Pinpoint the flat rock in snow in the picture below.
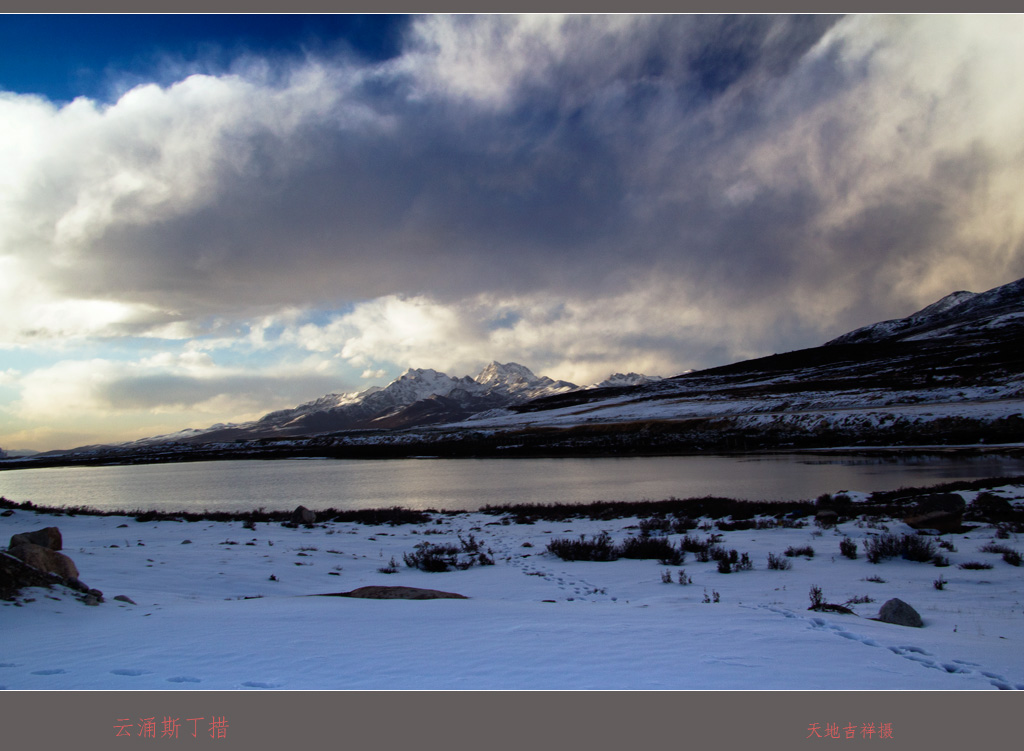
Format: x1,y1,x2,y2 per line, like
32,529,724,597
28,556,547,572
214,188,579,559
316,585,468,600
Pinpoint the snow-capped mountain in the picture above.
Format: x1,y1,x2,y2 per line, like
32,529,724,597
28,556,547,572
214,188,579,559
475,361,578,400
589,373,664,389
162,363,580,443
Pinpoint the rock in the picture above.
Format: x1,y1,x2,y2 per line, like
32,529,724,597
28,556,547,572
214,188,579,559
815,510,838,527
7,543,79,581
291,505,317,526
320,585,468,600
9,526,63,551
113,595,137,605
904,493,965,534
904,511,962,534
1,552,62,600
876,598,923,628
1,551,98,602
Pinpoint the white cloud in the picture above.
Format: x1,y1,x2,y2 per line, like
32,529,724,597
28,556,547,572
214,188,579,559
278,276,812,386
0,256,156,347
0,348,348,449
0,61,388,342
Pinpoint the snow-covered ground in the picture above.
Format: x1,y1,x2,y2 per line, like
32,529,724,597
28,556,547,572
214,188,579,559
3,485,1024,690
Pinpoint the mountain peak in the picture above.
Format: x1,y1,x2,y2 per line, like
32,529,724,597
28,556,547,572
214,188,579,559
591,373,664,389
475,361,539,386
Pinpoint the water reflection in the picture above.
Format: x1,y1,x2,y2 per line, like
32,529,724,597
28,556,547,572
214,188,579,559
1,453,1022,513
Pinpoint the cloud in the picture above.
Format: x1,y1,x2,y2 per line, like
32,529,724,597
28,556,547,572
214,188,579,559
5,16,1024,340
5,15,1024,450
277,272,819,387
2,351,345,448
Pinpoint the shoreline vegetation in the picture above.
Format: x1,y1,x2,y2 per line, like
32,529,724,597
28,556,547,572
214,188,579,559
4,472,1023,525
2,438,1023,473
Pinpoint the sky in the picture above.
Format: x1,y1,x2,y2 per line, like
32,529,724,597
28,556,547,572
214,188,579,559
2,14,1024,452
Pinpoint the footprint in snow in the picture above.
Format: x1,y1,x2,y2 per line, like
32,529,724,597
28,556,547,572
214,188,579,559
241,681,281,689
111,669,151,676
31,669,67,675
764,605,1019,688
166,676,202,683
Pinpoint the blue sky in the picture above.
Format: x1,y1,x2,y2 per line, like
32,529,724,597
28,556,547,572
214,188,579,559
0,15,406,102
2,14,1024,451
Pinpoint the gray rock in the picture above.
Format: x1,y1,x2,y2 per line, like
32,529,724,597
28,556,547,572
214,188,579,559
9,526,63,551
877,598,923,628
113,595,137,605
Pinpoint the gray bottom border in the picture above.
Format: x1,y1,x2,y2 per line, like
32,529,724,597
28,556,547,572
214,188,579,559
0,691,1014,749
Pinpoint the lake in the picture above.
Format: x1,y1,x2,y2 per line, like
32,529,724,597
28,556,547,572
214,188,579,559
2,453,1024,514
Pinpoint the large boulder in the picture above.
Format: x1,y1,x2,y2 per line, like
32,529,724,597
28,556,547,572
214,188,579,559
7,542,80,581
877,598,923,628
904,493,965,534
9,526,63,551
1,550,102,603
1,551,61,600
290,505,317,526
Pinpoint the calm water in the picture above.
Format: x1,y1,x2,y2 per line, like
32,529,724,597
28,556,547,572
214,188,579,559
2,454,1024,514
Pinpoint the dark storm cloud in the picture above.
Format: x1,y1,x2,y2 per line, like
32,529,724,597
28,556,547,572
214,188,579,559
7,14,1024,362
39,16,839,310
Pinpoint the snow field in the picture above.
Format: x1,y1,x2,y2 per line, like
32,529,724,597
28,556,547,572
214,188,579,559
2,487,1024,690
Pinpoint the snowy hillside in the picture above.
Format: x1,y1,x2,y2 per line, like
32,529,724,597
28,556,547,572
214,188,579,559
828,277,1024,345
